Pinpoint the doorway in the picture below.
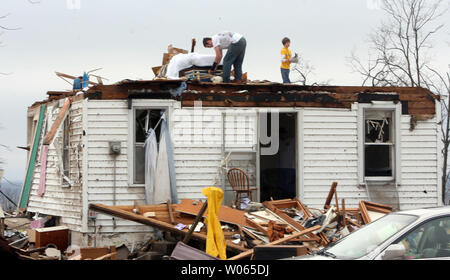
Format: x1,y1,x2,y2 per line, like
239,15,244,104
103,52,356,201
259,112,297,201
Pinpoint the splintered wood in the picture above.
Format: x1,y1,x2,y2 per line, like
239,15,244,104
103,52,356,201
87,181,393,260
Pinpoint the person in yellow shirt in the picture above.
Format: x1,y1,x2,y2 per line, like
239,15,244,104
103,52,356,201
280,37,299,84
281,37,292,83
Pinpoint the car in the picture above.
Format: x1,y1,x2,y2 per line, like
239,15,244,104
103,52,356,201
286,206,450,260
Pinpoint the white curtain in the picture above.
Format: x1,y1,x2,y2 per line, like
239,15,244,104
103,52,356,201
144,128,158,204
153,119,172,204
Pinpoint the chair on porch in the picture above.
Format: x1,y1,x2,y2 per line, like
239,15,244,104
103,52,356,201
227,168,257,209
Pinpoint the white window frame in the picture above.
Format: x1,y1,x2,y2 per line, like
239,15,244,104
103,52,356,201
128,100,175,187
357,101,402,185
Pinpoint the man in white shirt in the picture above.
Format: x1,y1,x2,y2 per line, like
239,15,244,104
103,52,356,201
203,31,246,83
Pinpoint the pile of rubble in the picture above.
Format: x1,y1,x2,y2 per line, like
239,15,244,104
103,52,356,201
90,182,393,260
0,182,393,260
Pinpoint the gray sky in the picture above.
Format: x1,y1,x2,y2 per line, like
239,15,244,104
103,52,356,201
1,0,449,181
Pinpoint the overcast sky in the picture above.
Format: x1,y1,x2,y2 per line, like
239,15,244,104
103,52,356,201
0,0,449,182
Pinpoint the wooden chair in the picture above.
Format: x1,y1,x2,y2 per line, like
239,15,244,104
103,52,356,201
227,168,257,209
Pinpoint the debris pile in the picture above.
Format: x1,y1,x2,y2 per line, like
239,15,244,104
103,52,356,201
0,182,393,260
151,43,248,83
89,182,393,260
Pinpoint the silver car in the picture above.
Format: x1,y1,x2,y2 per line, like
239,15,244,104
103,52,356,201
287,206,450,260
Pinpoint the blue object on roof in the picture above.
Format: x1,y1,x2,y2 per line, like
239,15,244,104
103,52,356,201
73,78,82,90
82,72,89,88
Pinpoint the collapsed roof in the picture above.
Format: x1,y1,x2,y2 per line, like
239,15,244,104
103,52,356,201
35,79,438,117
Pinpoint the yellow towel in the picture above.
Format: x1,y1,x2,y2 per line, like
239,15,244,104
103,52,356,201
202,186,227,260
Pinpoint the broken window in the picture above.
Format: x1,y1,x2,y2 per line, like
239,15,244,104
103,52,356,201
62,116,70,179
133,109,164,184
364,110,394,177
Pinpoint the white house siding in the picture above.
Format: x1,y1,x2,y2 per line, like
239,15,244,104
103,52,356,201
399,115,440,209
85,100,151,233
172,107,257,205
85,101,258,233
301,108,362,208
28,98,437,235
301,107,441,210
28,99,84,231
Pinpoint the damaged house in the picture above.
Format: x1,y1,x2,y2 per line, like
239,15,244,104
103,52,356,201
18,77,443,247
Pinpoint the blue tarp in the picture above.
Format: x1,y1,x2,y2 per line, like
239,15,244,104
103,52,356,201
82,72,89,88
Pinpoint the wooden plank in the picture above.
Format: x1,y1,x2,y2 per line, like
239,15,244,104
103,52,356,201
228,225,321,260
55,72,98,86
342,199,347,227
89,203,246,253
359,201,371,224
362,201,393,211
78,246,116,260
176,199,255,229
365,205,392,214
43,98,71,145
271,208,321,242
18,104,46,209
240,226,259,241
94,252,116,260
324,182,338,209
183,201,208,244
167,200,175,225
294,198,313,218
245,217,268,236
334,186,339,213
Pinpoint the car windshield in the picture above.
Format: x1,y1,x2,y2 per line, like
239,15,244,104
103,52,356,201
324,213,418,259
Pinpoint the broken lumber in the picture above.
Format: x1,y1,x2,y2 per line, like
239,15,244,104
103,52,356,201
245,217,268,236
94,252,116,260
359,201,372,224
55,72,98,86
43,98,72,145
167,199,175,225
324,182,338,209
89,203,246,254
183,201,207,244
176,199,255,229
228,225,321,260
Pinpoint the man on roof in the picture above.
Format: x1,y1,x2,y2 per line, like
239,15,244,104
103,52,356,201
203,31,246,83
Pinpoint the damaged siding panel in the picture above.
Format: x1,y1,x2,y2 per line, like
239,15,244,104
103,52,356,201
27,99,84,231
86,100,150,232
398,115,439,209
302,108,360,208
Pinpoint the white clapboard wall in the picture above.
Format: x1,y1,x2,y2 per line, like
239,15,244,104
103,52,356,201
26,98,441,234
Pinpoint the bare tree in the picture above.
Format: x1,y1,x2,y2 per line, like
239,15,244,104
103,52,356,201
348,0,449,203
290,54,332,86
428,67,450,204
1,1,40,74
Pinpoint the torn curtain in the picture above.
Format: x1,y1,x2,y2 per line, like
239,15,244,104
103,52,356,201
152,115,178,204
144,128,157,204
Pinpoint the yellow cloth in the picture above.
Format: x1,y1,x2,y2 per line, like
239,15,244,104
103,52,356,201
202,186,227,260
281,47,292,69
